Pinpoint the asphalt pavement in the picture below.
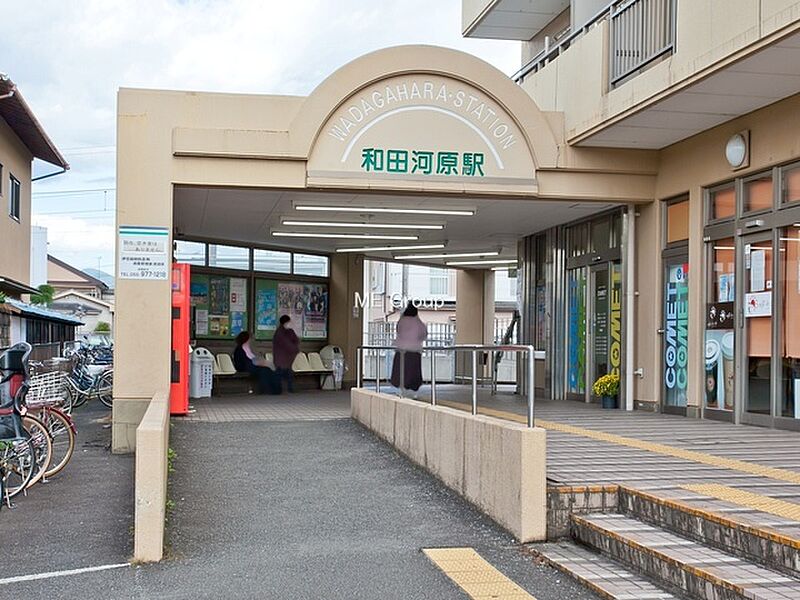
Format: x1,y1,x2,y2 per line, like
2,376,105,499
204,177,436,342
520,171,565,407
1,412,597,599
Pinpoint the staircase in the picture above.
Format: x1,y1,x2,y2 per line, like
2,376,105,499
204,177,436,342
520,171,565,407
531,485,800,600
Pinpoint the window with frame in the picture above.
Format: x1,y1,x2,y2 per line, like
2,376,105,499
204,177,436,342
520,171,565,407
207,244,249,270
742,172,773,214
708,184,735,221
781,163,800,205
665,198,689,245
253,248,291,274
9,175,20,221
293,253,329,277
429,268,449,296
174,240,206,265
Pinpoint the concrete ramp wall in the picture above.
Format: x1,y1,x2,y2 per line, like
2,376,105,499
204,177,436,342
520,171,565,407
351,389,546,543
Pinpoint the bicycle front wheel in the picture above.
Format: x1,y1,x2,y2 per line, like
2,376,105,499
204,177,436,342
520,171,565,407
98,370,113,408
23,415,53,488
40,408,76,478
1,437,37,499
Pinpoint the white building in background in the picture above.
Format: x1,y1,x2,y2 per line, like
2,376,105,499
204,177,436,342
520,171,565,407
365,260,517,325
29,225,48,288
50,290,114,336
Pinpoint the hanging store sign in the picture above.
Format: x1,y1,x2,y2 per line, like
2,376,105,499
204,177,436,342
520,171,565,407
308,74,536,189
118,225,169,280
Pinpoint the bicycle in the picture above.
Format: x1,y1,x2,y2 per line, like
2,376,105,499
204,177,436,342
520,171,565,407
64,346,113,409
0,343,47,506
26,364,76,478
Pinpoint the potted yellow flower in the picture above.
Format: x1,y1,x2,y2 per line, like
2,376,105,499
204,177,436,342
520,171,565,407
592,373,620,409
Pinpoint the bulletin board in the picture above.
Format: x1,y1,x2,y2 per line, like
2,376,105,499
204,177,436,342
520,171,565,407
190,274,249,339
254,278,329,341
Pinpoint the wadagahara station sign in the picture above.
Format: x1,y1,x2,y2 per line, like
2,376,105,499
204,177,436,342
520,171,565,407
307,74,537,191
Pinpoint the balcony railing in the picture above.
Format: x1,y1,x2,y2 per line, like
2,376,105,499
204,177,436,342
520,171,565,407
512,0,675,87
610,0,676,85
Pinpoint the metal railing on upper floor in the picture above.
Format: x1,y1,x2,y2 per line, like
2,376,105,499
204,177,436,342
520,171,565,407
512,0,675,87
356,344,536,427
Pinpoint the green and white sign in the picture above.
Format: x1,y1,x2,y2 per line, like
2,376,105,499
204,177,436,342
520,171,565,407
118,225,169,280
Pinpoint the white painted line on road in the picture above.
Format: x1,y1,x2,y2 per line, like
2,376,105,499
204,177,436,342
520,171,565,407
0,563,129,585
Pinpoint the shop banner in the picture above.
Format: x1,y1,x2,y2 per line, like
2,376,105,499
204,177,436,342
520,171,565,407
663,264,688,407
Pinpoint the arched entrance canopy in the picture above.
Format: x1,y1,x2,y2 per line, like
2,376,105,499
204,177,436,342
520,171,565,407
291,45,560,195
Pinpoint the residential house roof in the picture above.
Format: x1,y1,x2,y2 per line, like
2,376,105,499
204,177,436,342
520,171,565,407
0,75,68,169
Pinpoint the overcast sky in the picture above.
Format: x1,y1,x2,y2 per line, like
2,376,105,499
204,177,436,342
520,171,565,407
6,0,520,274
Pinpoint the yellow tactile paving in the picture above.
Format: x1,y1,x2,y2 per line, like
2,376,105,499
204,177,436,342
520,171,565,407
438,400,800,486
423,547,536,599
682,483,800,522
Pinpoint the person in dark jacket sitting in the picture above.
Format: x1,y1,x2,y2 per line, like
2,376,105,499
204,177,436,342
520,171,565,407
272,315,300,393
233,331,280,395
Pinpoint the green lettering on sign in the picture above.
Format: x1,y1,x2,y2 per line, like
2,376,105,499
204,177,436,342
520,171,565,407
359,148,485,177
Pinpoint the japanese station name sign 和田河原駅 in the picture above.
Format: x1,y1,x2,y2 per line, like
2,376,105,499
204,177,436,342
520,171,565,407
307,74,537,192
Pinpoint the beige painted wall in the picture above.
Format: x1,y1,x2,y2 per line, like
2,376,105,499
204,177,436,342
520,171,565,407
521,0,800,142
0,115,33,287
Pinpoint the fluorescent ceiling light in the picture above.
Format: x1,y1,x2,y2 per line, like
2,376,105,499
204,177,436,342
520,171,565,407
446,259,518,266
282,220,442,230
395,250,500,260
273,232,417,240
295,205,474,216
335,243,446,254
394,251,500,260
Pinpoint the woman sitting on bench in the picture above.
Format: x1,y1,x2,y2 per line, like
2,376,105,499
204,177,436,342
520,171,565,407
233,331,281,395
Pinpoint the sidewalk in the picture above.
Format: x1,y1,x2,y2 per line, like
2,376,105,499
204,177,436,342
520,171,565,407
0,402,133,578
2,395,596,599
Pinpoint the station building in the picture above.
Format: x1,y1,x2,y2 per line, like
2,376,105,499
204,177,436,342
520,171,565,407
114,0,800,451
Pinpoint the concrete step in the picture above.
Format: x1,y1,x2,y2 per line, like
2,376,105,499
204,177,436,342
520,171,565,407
572,513,800,600
619,486,800,578
532,541,680,600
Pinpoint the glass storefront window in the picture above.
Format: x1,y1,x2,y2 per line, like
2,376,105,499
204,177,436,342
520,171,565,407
208,244,250,270
253,248,291,274
666,200,689,244
174,240,205,265
781,163,800,205
591,219,610,251
780,227,800,418
743,173,773,214
709,185,735,221
744,238,773,415
294,253,329,277
705,238,735,411
569,223,590,258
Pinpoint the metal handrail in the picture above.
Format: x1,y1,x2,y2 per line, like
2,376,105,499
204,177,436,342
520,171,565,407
356,344,536,428
512,0,618,83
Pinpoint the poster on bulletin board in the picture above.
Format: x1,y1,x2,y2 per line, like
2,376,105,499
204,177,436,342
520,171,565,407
190,273,248,339
254,278,329,340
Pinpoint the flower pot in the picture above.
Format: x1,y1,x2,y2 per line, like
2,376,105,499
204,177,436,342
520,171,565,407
601,395,618,409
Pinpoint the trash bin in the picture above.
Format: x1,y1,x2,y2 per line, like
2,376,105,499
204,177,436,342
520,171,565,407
320,345,345,390
190,347,214,398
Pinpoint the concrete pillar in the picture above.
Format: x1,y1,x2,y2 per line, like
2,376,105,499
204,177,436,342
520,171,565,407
113,93,174,454
329,253,364,388
455,270,495,378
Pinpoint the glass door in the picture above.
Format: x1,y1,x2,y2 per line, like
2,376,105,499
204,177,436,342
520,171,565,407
663,256,689,411
741,233,775,422
566,268,587,401
705,238,736,416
